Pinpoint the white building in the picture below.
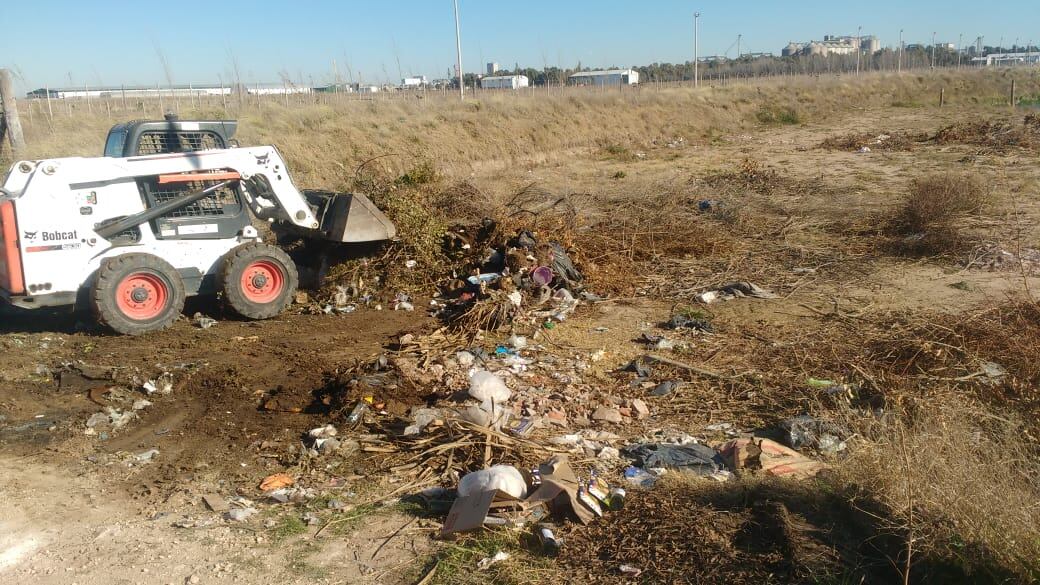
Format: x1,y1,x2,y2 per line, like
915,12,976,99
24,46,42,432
401,76,428,88
27,84,232,99
972,52,1040,66
356,85,381,94
480,75,530,90
567,69,639,86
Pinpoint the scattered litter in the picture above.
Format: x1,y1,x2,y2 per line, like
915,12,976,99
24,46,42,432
308,424,338,439
620,564,643,577
142,372,174,395
623,466,658,488
259,472,294,491
650,381,680,397
468,370,511,407
131,399,152,411
697,281,777,304
457,465,528,500
225,508,257,522
192,312,217,329
718,437,828,479
780,415,848,455
624,443,727,478
133,448,160,463
476,551,511,570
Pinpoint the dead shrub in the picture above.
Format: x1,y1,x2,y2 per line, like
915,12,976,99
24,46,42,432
887,173,990,255
930,115,1040,152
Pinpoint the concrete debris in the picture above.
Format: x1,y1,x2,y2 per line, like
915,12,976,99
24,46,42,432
225,508,257,522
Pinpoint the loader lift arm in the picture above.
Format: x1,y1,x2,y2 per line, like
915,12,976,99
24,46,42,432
88,146,394,244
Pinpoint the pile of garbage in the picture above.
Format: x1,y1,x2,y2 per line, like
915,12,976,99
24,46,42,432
435,225,596,330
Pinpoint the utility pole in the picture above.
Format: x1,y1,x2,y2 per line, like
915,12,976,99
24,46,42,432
856,26,862,75
931,32,936,68
693,12,701,88
0,69,26,153
898,29,904,73
453,0,464,101
958,33,963,68
737,34,741,59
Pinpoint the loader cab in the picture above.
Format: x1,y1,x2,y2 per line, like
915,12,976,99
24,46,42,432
103,116,249,244
103,116,238,157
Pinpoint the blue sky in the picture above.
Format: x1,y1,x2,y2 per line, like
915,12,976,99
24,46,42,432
1,0,1036,90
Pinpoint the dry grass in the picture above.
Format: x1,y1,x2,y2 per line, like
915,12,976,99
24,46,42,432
837,393,1040,582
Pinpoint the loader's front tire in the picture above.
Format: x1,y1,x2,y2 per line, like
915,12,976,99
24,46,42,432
91,254,186,336
220,242,298,320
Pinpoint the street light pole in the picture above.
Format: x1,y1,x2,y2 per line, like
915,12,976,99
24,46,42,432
856,26,862,75
693,11,700,88
453,0,464,101
931,31,936,68
898,29,903,73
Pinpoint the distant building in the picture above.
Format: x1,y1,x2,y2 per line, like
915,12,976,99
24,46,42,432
356,85,381,94
486,62,500,75
783,34,879,57
401,76,428,88
26,84,232,99
481,75,529,90
972,52,1040,66
567,69,639,86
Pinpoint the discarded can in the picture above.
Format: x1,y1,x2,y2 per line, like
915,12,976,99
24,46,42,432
538,527,562,554
345,402,369,428
529,468,542,487
608,487,626,511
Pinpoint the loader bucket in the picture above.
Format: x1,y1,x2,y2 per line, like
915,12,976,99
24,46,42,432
308,192,397,243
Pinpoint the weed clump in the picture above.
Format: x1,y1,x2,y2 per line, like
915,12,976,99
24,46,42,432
755,105,801,126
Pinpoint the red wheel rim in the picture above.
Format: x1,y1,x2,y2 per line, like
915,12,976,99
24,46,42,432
116,272,169,320
240,260,284,304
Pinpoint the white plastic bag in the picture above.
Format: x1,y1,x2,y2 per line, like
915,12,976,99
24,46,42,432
457,465,527,499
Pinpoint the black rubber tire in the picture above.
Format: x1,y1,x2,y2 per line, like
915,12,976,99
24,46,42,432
90,253,185,336
220,242,298,320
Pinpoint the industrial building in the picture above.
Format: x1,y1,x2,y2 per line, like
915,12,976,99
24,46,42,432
480,75,529,90
972,52,1040,66
486,62,500,75
783,35,879,57
567,69,639,86
26,83,309,99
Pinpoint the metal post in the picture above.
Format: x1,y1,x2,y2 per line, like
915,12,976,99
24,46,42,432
45,84,53,119
121,84,127,112
0,69,27,152
856,26,862,75
931,32,936,68
694,12,700,88
958,33,963,68
453,0,464,101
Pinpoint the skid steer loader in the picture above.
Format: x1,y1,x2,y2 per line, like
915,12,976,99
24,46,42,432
0,116,396,335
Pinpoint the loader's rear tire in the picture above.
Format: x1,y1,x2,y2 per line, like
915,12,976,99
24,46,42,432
91,254,185,336
220,242,298,320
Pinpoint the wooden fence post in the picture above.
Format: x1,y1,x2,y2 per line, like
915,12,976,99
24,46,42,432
0,69,27,153
1010,79,1016,106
